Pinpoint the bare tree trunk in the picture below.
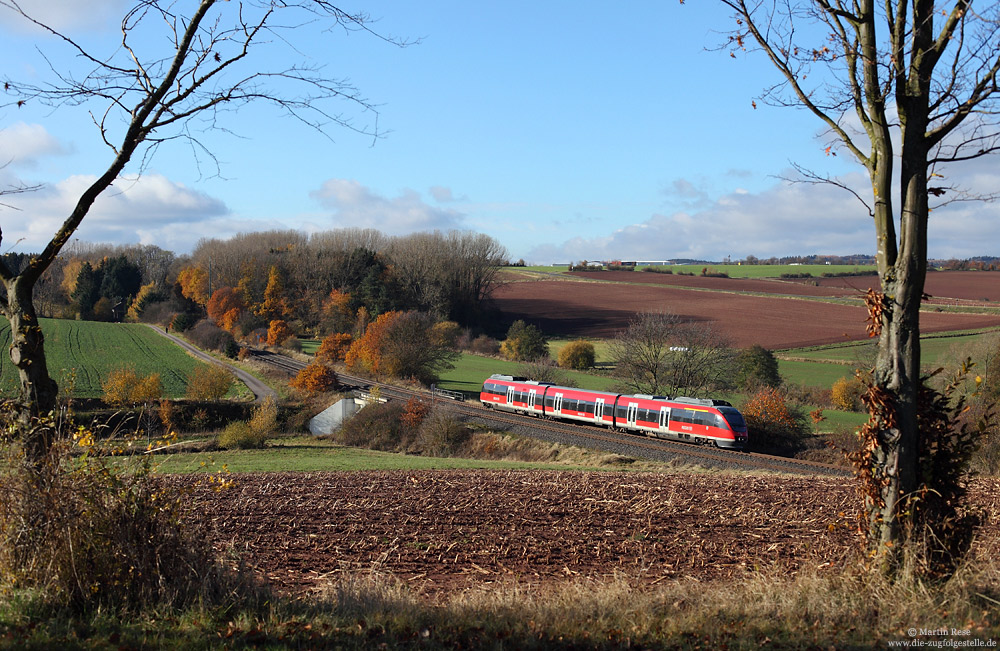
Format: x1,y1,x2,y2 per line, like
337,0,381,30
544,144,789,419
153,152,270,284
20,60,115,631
3,275,59,461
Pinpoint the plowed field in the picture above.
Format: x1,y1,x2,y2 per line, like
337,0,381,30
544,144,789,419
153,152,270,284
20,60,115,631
493,274,1000,348
179,471,1000,599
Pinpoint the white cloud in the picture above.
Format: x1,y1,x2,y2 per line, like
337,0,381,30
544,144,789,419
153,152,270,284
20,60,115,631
0,122,67,167
311,179,467,234
0,0,130,33
528,158,1000,264
0,172,230,252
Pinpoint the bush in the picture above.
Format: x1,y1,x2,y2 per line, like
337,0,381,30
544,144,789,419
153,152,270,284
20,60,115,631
266,319,294,346
290,363,339,394
248,396,280,441
831,376,865,411
169,312,197,332
741,387,809,454
185,364,234,401
557,339,596,370
102,366,163,406
469,334,500,356
0,415,261,614
414,407,472,456
334,401,410,451
187,319,237,354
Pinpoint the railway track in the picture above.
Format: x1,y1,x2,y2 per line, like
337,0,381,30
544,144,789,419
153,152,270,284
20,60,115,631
248,349,849,477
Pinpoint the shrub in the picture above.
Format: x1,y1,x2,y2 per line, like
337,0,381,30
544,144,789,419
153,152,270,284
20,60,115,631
290,363,339,394
414,407,472,456
248,396,280,441
831,376,865,411
0,415,260,615
187,319,237,354
741,387,808,454
217,420,266,449
557,339,596,370
169,312,197,332
334,401,409,451
185,365,234,401
102,366,163,406
469,334,500,356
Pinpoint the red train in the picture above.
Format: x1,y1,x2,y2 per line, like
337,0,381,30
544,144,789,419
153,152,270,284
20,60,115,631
480,374,748,450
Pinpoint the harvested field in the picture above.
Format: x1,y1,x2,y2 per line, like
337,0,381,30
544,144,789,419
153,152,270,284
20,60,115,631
180,470,1000,599
793,270,1000,305
492,279,1000,348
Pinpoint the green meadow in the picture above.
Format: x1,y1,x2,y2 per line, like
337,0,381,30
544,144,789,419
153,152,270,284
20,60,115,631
0,318,213,399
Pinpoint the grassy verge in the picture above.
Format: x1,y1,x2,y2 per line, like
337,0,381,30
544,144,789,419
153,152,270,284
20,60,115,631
152,436,661,474
4,562,997,649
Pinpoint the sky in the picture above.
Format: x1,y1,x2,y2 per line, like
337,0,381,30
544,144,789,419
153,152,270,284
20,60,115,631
1,0,998,264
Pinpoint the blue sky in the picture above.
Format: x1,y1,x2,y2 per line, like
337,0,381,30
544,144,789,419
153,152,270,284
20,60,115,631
1,0,997,263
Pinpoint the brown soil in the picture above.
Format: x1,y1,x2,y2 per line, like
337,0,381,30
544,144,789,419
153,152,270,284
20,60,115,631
492,278,1000,348
179,470,1000,599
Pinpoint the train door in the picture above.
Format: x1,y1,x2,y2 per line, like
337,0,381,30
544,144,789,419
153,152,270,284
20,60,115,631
626,402,638,429
658,407,671,437
595,398,605,424
506,385,515,406
553,393,563,414
528,389,537,412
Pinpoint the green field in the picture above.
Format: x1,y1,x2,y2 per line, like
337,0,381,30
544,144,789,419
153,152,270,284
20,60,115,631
666,263,877,278
0,319,214,399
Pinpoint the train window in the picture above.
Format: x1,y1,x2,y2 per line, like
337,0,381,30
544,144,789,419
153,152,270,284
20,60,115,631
565,399,579,412
616,405,628,419
719,407,746,429
582,401,594,415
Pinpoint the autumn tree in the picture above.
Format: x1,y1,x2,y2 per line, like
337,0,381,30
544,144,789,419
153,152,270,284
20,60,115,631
0,0,402,462
345,310,458,384
259,265,291,322
266,319,294,347
718,0,1000,572
176,266,211,306
315,333,353,363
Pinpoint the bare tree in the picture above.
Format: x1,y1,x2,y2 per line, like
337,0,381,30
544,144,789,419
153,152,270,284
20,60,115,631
0,0,405,460
717,0,1000,572
609,311,735,398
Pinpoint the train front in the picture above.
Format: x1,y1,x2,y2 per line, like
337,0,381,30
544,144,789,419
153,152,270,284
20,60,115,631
716,406,749,449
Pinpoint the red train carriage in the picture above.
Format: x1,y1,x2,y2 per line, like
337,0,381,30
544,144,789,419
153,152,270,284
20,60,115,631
618,395,748,449
480,374,550,416
481,375,748,450
542,385,619,428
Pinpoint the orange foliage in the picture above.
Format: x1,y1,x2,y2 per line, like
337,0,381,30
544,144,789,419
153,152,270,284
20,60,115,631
206,287,246,329
344,310,401,376
259,265,291,321
400,397,430,430
176,266,210,305
742,387,797,431
289,363,339,394
267,319,294,346
316,332,352,362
